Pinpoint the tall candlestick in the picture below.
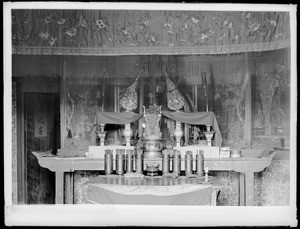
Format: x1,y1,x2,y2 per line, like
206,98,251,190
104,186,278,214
204,126,215,147
174,121,183,147
123,123,132,146
96,124,106,146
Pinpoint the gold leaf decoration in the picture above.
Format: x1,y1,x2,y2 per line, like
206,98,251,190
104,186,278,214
119,74,140,112
167,89,185,111
164,70,185,110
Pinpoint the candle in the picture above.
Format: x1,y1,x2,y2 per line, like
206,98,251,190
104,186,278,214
204,167,208,173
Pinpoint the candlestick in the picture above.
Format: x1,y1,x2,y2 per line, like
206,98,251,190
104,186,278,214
204,167,209,183
204,130,215,147
96,126,107,146
123,123,132,146
100,123,105,132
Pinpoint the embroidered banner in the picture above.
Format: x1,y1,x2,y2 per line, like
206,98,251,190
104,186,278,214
34,97,48,137
12,10,290,55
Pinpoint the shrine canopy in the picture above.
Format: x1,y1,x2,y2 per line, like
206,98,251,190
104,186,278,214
94,111,143,125
93,111,222,146
162,111,222,146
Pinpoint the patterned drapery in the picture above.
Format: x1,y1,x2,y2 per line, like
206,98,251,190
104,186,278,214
12,9,290,55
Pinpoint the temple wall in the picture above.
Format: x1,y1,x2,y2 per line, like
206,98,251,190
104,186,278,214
12,81,18,204
254,157,290,206
12,50,290,151
213,154,290,206
12,77,60,204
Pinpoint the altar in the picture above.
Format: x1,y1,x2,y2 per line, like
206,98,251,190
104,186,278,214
33,148,276,206
9,7,292,212
32,64,279,206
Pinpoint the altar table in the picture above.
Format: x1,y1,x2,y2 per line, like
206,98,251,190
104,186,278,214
33,148,276,206
84,176,221,206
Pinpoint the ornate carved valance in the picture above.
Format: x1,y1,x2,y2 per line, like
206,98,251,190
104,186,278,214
12,9,290,55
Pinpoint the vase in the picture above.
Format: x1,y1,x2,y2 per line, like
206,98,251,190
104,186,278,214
123,123,132,146
174,121,183,147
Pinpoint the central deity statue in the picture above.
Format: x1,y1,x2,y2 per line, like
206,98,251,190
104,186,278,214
141,104,164,159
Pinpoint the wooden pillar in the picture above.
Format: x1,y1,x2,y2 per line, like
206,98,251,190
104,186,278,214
60,65,66,148
58,24,63,47
65,172,74,204
138,77,144,139
102,78,105,111
194,85,198,111
114,86,120,112
239,173,245,206
114,86,120,142
245,172,255,206
244,53,252,147
184,124,188,146
55,171,64,204
17,81,27,204
210,190,217,206
152,77,156,105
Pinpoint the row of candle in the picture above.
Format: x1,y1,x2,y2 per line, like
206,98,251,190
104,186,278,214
104,149,140,175
162,149,206,176
104,149,208,177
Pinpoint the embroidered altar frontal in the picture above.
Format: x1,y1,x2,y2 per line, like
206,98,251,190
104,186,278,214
84,175,216,205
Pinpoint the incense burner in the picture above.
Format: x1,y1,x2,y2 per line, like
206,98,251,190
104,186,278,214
146,164,159,176
141,104,163,158
141,139,164,158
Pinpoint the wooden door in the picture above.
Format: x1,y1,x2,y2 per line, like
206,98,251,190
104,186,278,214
25,93,59,204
